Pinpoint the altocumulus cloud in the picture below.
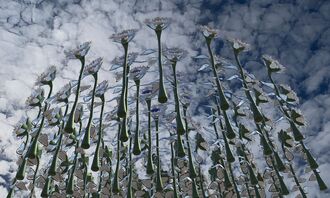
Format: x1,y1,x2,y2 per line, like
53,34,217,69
0,0,329,197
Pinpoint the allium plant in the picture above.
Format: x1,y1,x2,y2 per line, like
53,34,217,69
8,20,327,198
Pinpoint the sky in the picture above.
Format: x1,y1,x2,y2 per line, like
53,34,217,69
0,0,329,197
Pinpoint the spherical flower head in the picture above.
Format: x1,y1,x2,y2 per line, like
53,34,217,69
35,66,56,86
163,47,187,64
26,88,45,107
44,107,62,126
145,17,171,32
95,80,108,98
65,41,92,59
228,38,250,54
83,57,103,76
129,65,149,81
262,55,286,73
55,83,71,103
110,29,138,45
201,25,218,43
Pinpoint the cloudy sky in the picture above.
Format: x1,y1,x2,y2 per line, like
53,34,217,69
0,0,329,197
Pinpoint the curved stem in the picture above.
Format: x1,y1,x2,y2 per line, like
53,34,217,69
81,73,98,149
65,57,85,133
92,95,105,171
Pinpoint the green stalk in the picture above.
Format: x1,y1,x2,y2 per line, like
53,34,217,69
133,80,141,155
120,117,129,142
288,164,307,198
228,163,241,198
234,53,263,122
155,118,163,192
300,142,318,170
112,119,121,194
82,73,98,149
222,110,236,139
155,29,168,103
198,165,207,198
272,158,289,195
117,43,128,118
170,142,179,198
26,104,47,159
205,40,229,110
65,57,85,133
15,157,27,180
127,137,133,198
221,129,235,163
313,169,328,191
41,176,51,197
48,133,63,176
29,157,40,198
176,133,186,158
171,62,185,135
183,107,197,179
92,95,105,172
146,99,154,174
96,141,105,198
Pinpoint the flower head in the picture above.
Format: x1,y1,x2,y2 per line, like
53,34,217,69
163,47,187,64
201,25,218,41
228,38,250,54
65,41,91,59
262,55,286,73
26,88,45,107
145,17,171,31
83,57,103,76
129,65,149,81
95,80,109,98
55,83,71,103
35,66,56,86
110,29,138,45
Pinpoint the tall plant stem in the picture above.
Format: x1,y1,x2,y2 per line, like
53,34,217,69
81,73,98,149
170,142,179,198
206,41,229,110
155,118,163,192
65,57,85,133
156,30,168,103
117,43,129,118
112,119,121,194
92,95,105,171
127,137,133,198
133,80,141,155
146,99,154,174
